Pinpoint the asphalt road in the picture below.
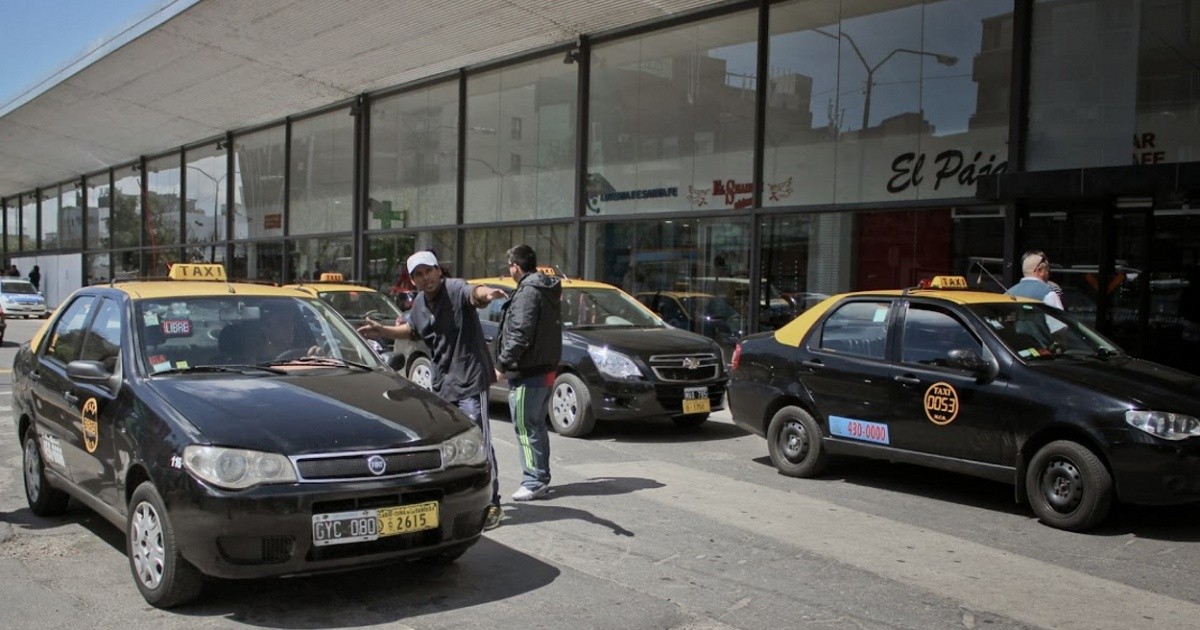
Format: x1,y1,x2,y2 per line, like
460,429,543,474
2,317,1200,629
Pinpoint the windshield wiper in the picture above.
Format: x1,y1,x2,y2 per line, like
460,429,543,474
259,356,374,370
152,365,288,375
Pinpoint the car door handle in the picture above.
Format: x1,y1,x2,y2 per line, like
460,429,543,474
63,391,79,406
801,359,824,370
893,374,921,386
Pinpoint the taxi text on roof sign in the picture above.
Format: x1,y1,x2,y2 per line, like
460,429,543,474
927,275,968,290
319,272,345,282
168,263,227,281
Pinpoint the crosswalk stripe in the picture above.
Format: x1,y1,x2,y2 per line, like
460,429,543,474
568,460,1196,630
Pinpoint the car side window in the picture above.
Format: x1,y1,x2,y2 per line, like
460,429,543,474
44,296,97,366
901,305,982,367
819,301,890,359
79,298,124,373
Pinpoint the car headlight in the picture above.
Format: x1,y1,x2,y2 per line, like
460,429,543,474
1125,410,1200,441
183,445,297,489
588,344,642,378
441,426,487,467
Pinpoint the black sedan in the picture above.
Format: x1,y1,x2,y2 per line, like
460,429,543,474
728,276,1200,531
13,264,492,607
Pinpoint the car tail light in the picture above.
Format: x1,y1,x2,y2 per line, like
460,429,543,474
730,343,742,370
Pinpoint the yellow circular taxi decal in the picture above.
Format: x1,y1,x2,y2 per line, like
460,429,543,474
923,382,959,425
81,397,100,453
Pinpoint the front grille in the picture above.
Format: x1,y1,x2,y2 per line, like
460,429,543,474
217,535,295,565
648,353,722,382
294,447,442,482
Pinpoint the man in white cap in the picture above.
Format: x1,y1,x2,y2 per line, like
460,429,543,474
359,250,506,530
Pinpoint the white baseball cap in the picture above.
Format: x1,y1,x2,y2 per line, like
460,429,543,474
406,251,440,275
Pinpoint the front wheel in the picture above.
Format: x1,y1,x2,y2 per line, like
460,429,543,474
1025,440,1112,531
548,373,595,437
766,406,828,478
127,482,203,608
23,429,70,516
407,356,434,391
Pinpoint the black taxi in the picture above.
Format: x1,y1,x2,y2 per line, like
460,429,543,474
728,276,1200,531
463,270,728,437
13,264,493,607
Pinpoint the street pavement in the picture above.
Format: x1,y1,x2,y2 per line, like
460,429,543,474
2,316,1200,629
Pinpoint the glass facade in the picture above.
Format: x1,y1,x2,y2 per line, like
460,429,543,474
5,0,1199,374
1028,0,1200,169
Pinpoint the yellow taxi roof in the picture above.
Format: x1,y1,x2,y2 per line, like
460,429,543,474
637,290,717,299
282,282,381,295
466,276,616,290
116,280,302,300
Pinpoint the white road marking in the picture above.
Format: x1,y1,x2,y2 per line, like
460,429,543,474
569,460,1197,630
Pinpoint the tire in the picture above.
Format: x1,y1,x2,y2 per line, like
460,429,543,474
672,413,710,428
407,356,434,391
23,429,70,516
548,373,595,438
127,482,203,608
766,406,828,478
1025,440,1112,531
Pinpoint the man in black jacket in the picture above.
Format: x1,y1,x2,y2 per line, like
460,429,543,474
494,244,562,501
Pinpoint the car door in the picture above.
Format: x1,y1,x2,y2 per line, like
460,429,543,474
69,297,126,507
887,300,1010,464
800,298,896,431
29,295,98,488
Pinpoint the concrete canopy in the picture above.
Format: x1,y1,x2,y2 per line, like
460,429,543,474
0,0,726,197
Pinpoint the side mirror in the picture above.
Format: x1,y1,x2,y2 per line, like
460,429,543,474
947,349,991,376
379,351,406,372
67,359,112,381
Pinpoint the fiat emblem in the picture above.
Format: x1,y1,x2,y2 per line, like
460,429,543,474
682,357,701,370
367,455,387,476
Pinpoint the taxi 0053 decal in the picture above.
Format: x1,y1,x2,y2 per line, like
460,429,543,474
829,415,890,445
923,382,959,425
81,397,100,453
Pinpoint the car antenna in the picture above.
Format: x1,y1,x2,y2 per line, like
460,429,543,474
970,259,1017,300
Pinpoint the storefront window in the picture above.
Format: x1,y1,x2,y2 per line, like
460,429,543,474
59,181,82,250
143,247,181,277
233,125,285,240
290,108,354,235
586,217,750,355
85,252,110,285
1,198,14,252
185,142,228,248
1028,0,1200,169
20,195,36,251
365,230,456,305
369,82,459,228
231,241,284,284
114,250,140,280
588,11,758,215
39,187,59,249
146,153,182,247
288,235,352,283
85,172,110,250
462,223,575,279
112,165,141,249
465,55,577,223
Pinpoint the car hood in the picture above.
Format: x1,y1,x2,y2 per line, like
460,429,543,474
1034,356,1200,410
566,326,720,356
146,370,469,454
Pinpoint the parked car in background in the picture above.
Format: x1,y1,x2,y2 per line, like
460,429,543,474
13,264,493,607
635,290,744,360
283,273,404,358
729,275,1200,532
1,278,48,318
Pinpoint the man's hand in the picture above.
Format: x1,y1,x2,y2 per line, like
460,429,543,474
357,320,383,338
494,368,507,383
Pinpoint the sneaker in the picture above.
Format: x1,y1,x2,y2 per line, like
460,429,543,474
483,504,502,531
511,484,549,501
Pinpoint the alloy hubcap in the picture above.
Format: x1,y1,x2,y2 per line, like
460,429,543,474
411,364,432,390
551,385,577,426
130,502,166,589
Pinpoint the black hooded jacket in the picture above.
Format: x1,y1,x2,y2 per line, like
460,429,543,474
495,271,563,378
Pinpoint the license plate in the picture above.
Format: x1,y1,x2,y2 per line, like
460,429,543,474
682,386,710,414
312,501,439,547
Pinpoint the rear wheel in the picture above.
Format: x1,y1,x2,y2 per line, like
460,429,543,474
548,373,595,437
1025,440,1112,531
127,482,203,608
767,406,828,477
23,429,69,516
407,356,433,391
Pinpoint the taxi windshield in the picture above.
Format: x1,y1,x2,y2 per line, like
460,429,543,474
317,289,402,321
562,287,662,328
968,302,1123,361
136,295,386,373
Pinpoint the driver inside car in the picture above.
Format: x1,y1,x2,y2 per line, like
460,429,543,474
259,306,323,361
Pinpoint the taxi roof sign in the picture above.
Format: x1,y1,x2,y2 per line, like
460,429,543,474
319,272,345,282
168,263,227,281
927,275,968,289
